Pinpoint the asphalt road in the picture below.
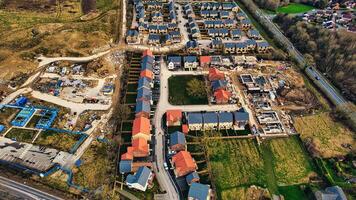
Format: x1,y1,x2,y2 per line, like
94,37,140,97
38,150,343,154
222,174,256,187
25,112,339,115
0,176,63,200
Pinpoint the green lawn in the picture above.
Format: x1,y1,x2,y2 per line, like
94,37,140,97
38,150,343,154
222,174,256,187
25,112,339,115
277,3,314,14
5,128,38,143
168,75,208,105
278,185,309,200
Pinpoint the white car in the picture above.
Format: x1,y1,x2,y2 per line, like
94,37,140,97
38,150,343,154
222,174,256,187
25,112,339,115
164,162,168,170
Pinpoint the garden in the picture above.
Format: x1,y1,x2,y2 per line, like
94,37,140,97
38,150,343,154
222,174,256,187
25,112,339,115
168,75,208,105
5,128,38,143
33,130,82,152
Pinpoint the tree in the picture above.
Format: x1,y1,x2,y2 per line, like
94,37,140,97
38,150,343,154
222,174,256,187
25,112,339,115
186,78,206,98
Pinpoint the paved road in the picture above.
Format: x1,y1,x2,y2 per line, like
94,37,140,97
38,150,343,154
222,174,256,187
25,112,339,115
0,176,63,200
240,0,348,106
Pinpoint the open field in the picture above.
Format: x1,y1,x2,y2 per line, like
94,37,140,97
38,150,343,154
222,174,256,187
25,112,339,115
277,3,315,14
4,128,38,143
294,112,355,158
220,186,270,200
267,137,316,185
206,139,266,199
168,75,208,105
33,130,81,152
72,141,114,190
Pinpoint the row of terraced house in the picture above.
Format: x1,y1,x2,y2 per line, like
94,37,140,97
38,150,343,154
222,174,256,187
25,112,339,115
119,50,156,192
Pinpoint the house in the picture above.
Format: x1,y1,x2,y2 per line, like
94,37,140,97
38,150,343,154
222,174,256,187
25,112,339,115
135,100,151,118
202,112,218,130
241,19,252,30
233,109,249,129
143,49,153,60
167,56,182,70
138,77,153,90
211,39,222,49
166,109,182,126
132,138,149,157
245,39,257,51
224,19,235,28
186,40,200,54
247,29,261,39
208,68,224,81
191,28,201,39
236,42,248,54
182,124,189,135
223,42,236,54
126,29,139,44
138,22,149,33
158,25,168,34
256,41,271,53
137,87,152,102
148,34,160,45
126,166,153,191
237,12,246,20
187,112,203,130
169,131,186,152
132,116,151,141
188,183,211,200
149,25,158,34
186,171,200,185
141,58,153,71
168,23,178,31
170,31,181,43
172,151,197,177
214,89,231,104
140,69,154,80
200,56,211,68
219,11,230,19
119,160,133,173
163,34,172,45
218,112,234,129
315,186,347,200
230,29,242,39
152,12,163,23
211,80,227,91
184,56,198,71
121,146,133,161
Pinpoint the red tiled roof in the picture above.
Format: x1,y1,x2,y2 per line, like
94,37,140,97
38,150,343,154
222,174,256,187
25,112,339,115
142,49,153,57
166,109,182,123
200,56,211,64
182,124,189,134
172,151,197,177
121,147,134,160
140,69,154,80
132,138,149,156
208,68,224,81
214,89,231,101
132,117,151,136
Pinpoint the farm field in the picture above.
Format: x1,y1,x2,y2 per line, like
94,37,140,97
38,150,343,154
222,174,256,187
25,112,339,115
294,112,355,158
277,3,315,14
4,128,38,143
206,139,266,199
33,130,82,152
168,75,208,105
267,137,316,185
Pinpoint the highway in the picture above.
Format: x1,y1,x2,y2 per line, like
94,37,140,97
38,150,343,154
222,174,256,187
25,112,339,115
0,176,63,200
240,0,348,106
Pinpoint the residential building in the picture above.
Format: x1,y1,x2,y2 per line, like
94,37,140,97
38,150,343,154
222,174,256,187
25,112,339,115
137,87,152,102
315,186,347,200
172,151,197,177
186,171,200,185
188,183,211,200
214,89,231,104
208,68,224,81
140,69,154,80
126,166,153,191
184,56,198,71
135,100,151,118
247,29,261,40
132,116,151,141
218,112,234,129
132,138,149,157
119,159,133,173
230,29,242,39
187,112,203,130
241,19,252,30
256,41,271,53
148,34,160,45
126,29,139,44
138,77,153,90
200,56,211,68
170,131,186,152
211,80,227,91
202,112,218,130
233,109,249,129
167,56,182,70
166,109,182,126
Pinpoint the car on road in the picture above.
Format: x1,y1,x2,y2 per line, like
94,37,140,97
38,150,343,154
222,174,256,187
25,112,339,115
315,76,320,80
164,162,169,170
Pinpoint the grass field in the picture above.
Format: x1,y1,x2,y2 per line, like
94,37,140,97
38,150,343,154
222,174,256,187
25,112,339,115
73,142,113,189
267,137,316,185
278,185,309,200
206,139,266,199
5,128,38,143
277,3,314,14
34,130,81,152
294,112,355,158
168,75,208,105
